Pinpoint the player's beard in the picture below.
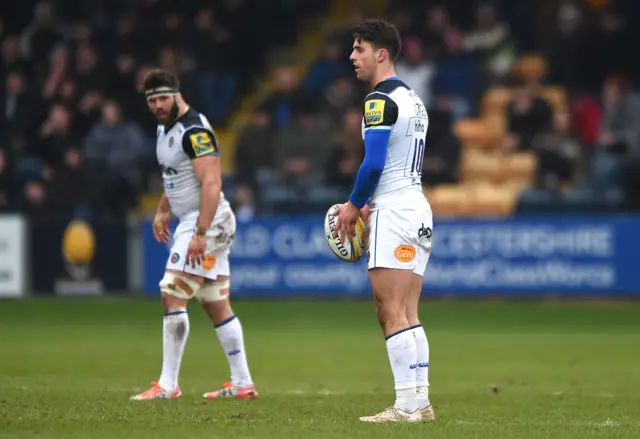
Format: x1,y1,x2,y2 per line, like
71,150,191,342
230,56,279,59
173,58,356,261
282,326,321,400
158,98,181,125
169,98,179,122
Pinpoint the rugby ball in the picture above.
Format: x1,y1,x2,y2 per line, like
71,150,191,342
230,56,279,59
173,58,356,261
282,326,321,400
324,204,366,262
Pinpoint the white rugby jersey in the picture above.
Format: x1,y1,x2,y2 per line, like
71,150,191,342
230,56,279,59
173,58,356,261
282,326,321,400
362,78,430,211
156,108,231,221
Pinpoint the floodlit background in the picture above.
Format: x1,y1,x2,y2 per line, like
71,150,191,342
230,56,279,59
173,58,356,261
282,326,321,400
0,1,639,438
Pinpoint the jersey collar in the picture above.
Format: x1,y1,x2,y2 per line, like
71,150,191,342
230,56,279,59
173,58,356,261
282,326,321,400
373,76,400,91
163,107,193,134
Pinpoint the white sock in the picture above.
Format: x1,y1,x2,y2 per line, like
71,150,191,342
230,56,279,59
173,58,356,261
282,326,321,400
215,315,253,388
158,309,190,391
385,328,418,413
412,324,430,409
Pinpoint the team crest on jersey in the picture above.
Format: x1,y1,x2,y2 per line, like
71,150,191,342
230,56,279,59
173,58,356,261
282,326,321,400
170,252,180,263
364,99,385,125
189,132,215,157
168,137,174,147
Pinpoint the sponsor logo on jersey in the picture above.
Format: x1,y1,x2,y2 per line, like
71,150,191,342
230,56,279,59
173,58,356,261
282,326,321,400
417,223,432,241
160,164,178,175
202,255,216,271
394,245,416,262
189,132,215,157
364,99,385,125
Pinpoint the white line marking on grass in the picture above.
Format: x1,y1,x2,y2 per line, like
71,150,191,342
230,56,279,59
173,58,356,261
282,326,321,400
598,419,619,427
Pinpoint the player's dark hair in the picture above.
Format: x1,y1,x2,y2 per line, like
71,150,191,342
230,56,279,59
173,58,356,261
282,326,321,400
141,69,181,94
352,19,402,62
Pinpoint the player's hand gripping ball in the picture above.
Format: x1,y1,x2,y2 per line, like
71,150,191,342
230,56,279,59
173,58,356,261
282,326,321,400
324,204,366,262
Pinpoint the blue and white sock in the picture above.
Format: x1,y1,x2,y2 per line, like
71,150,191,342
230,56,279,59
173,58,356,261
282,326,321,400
411,324,430,409
385,327,418,413
158,309,190,391
215,315,253,388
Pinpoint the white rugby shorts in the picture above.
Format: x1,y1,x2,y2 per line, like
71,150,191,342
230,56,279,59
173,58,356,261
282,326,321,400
165,210,236,280
366,207,433,276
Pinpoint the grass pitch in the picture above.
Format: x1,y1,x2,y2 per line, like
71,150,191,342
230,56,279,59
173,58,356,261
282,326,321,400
0,298,639,439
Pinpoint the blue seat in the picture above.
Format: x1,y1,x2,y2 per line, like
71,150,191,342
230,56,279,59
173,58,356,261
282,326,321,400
516,187,562,213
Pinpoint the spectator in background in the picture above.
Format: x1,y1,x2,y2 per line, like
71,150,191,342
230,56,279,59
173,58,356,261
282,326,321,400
431,29,476,118
598,74,640,209
325,107,363,190
84,100,145,215
461,1,516,82
18,179,50,219
74,89,105,141
302,40,350,95
418,5,461,58
585,8,630,93
263,65,303,129
31,104,78,173
1,70,33,144
388,8,412,37
19,2,63,67
503,79,553,152
41,45,68,102
598,74,640,157
0,149,14,211
395,37,436,109
234,104,275,213
47,148,92,218
318,74,363,125
73,44,108,94
420,109,461,186
1,35,30,80
274,96,331,187
571,93,602,147
545,2,589,92
330,9,365,61
531,109,584,191
190,8,236,126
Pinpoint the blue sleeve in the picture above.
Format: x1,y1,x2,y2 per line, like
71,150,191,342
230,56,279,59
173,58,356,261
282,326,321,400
348,129,390,208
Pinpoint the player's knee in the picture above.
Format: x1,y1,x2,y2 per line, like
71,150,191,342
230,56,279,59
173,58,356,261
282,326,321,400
376,301,406,329
159,272,202,300
195,278,230,304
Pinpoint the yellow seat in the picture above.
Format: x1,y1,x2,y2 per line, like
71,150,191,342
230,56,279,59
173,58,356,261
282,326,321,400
460,150,502,183
428,185,471,217
467,183,518,217
453,119,495,148
499,152,537,183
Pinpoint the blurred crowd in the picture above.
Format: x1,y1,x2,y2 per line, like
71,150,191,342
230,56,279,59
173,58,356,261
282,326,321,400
232,0,640,218
2,0,640,220
0,0,321,218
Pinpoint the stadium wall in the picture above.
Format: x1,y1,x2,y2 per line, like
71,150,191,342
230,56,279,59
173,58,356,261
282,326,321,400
2,214,639,299
140,215,640,299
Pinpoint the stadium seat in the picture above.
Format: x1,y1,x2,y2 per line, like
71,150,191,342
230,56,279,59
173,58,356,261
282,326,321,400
590,150,625,189
482,115,507,142
467,183,518,217
459,150,502,183
453,119,497,149
305,186,346,212
428,184,471,217
498,152,537,184
260,185,301,213
516,187,562,213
